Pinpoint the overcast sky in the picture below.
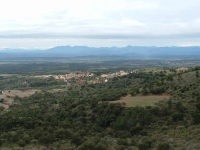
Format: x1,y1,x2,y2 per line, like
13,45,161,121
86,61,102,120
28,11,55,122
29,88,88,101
0,0,200,49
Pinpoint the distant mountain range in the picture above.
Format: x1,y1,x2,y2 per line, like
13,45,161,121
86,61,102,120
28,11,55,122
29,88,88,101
0,46,200,59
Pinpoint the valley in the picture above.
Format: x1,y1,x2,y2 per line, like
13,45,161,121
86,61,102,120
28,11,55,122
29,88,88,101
0,59,200,150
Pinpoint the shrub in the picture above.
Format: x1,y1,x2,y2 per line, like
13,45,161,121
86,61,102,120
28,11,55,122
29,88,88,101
78,141,96,150
0,98,4,103
150,87,165,94
18,139,26,147
96,142,107,150
117,139,128,146
172,113,184,121
192,112,200,124
0,106,4,111
138,143,150,150
196,103,200,111
116,130,132,138
157,143,170,150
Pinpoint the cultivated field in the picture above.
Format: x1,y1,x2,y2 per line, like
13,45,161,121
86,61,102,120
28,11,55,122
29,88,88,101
110,95,170,107
0,89,38,109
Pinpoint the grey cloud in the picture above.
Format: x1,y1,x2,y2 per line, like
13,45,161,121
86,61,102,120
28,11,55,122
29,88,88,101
1,32,200,40
1,0,200,48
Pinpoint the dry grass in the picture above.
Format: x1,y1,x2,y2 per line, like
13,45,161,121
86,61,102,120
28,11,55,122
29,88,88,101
110,95,170,107
0,89,38,109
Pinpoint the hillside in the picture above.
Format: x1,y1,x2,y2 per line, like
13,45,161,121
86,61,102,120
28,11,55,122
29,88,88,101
0,67,200,150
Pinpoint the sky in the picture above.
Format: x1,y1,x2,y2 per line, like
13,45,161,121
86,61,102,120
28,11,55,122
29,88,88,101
0,0,200,49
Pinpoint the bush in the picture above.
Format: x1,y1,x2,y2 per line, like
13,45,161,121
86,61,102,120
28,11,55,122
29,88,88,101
116,130,132,138
138,143,150,150
150,87,165,94
117,139,128,146
141,88,149,95
196,103,200,111
175,102,186,113
96,143,107,150
172,113,184,121
0,106,4,111
192,112,200,124
150,107,159,115
157,143,170,150
71,133,82,146
78,141,96,150
129,126,143,135
18,139,26,147
115,145,127,150
0,98,4,103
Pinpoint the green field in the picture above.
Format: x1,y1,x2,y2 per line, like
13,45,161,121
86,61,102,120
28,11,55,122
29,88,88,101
110,95,170,107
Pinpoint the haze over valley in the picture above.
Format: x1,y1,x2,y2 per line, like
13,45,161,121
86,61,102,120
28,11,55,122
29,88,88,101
0,0,200,150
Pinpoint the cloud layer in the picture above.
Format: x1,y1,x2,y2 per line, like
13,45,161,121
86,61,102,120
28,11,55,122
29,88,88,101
0,0,200,48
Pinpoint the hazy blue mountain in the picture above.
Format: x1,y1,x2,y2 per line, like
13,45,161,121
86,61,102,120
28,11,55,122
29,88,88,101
45,46,200,57
0,46,200,59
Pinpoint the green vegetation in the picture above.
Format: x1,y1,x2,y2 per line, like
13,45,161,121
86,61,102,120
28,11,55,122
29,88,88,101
110,95,170,107
0,61,200,149
0,75,66,91
0,58,199,75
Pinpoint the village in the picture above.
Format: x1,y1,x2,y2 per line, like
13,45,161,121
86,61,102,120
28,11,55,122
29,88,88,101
34,70,130,84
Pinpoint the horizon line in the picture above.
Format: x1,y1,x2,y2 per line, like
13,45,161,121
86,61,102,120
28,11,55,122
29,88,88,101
1,45,200,50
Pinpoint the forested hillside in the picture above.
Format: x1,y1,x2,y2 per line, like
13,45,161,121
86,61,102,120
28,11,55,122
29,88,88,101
0,67,200,150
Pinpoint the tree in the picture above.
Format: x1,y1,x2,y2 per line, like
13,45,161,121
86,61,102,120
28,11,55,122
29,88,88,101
78,141,96,150
196,103,200,111
150,87,165,94
142,88,148,95
0,106,4,111
172,113,184,121
157,143,170,150
129,88,139,96
175,102,186,113
192,112,200,124
196,71,199,78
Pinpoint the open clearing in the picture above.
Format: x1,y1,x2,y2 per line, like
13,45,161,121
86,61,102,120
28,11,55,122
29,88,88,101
110,95,170,107
0,89,38,109
0,74,18,77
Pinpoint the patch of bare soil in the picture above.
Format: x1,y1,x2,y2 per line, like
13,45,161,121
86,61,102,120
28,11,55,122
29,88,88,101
0,89,38,110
